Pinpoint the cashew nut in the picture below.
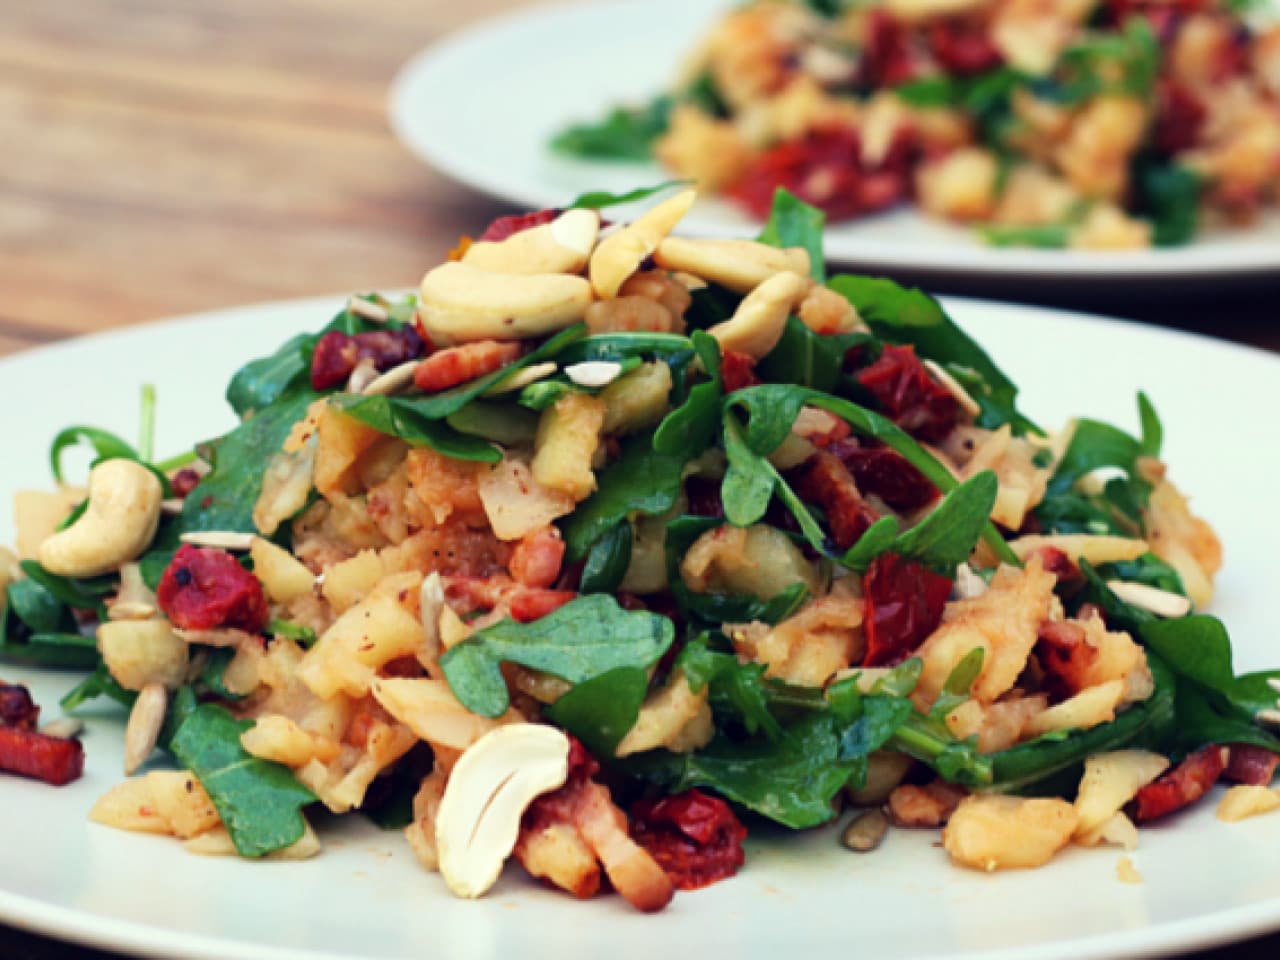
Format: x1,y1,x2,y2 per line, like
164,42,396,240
435,723,570,898
707,271,811,359
653,237,811,293
419,262,592,345
38,459,162,578
588,189,697,299
462,208,600,275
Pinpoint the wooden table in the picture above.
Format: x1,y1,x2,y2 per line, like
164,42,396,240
2,1,1279,958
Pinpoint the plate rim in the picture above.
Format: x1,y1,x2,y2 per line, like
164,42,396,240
387,0,1280,279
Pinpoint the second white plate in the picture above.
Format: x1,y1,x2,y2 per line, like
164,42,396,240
389,0,1280,279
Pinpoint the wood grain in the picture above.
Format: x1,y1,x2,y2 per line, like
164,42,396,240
1,0,1279,958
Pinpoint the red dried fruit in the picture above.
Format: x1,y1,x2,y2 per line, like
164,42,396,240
861,10,919,87
862,552,953,666
413,340,523,393
156,544,268,633
855,343,961,443
631,789,747,890
169,468,203,499
795,450,880,551
927,18,1003,75
478,208,561,242
310,326,425,391
832,440,939,511
1223,744,1280,787
509,589,577,623
509,526,566,590
1131,744,1227,822
1034,619,1098,702
1154,79,1206,155
0,683,39,730
720,350,762,393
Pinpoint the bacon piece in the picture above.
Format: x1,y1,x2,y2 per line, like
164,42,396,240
310,327,424,391
1224,744,1280,786
630,789,747,890
478,208,560,242
509,526,566,589
720,350,761,393
413,341,523,394
0,683,39,729
0,726,84,786
156,544,268,633
1131,744,1228,822
794,450,879,551
1034,620,1098,702
855,344,961,444
862,552,953,667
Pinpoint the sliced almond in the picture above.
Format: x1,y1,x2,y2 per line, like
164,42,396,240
565,361,623,389
124,683,168,775
1105,581,1193,619
179,530,255,551
362,359,422,397
348,297,390,323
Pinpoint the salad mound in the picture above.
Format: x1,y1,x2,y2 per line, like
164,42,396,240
553,0,1280,250
4,185,1280,912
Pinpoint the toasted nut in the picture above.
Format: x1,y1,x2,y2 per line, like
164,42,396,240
362,359,422,397
178,530,255,551
39,717,84,739
481,361,558,397
707,271,810,359
588,189,697,299
99,619,190,691
435,724,571,899
841,809,889,852
345,359,379,394
38,460,162,578
418,572,445,675
348,297,389,322
174,627,258,648
653,237,811,293
923,359,981,418
1217,785,1280,822
953,563,989,600
463,208,600,275
108,562,159,622
419,262,592,346
1105,581,1193,618
565,361,624,388
124,683,167,775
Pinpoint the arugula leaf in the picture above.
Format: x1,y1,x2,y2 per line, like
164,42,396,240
1137,391,1162,459
1132,158,1201,247
18,560,112,615
579,521,633,595
679,636,783,740
561,437,685,563
439,596,673,718
169,705,316,857
569,181,690,211
721,415,777,528
839,516,901,573
757,316,871,393
757,188,826,282
199,647,247,701
929,648,985,723
49,426,138,485
978,224,1071,249
332,394,500,463
551,96,674,161
1047,418,1140,496
60,663,135,711
827,275,1030,431
554,332,692,365
543,667,651,757
268,619,318,648
653,331,722,460
0,577,96,668
889,471,998,575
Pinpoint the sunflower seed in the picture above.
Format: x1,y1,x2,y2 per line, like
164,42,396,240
179,531,255,551
565,361,624,389
841,809,889,852
348,297,389,323
1105,580,1192,619
124,683,168,775
481,362,557,397
362,359,422,396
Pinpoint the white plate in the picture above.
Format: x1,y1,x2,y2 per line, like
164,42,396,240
389,0,1280,278
2,295,1279,960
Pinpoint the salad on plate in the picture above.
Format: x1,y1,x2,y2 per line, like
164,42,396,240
3,185,1280,914
553,0,1280,250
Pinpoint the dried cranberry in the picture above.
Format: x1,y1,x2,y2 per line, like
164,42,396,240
478,208,560,242
720,350,762,393
860,10,919,87
1131,745,1227,822
310,326,424,391
169,468,203,499
1154,79,1206,155
1223,745,1280,786
862,552,953,666
0,684,39,729
927,18,1003,75
631,789,747,890
726,126,916,222
156,544,268,632
855,344,960,443
0,727,84,786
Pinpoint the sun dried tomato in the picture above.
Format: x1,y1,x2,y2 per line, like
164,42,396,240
156,544,268,633
509,588,577,623
726,126,915,222
855,343,960,443
720,350,762,393
478,208,561,242
310,326,425,391
830,440,938,512
860,10,919,87
862,552,953,666
794,450,880,551
169,468,203,500
684,476,725,519
413,340,523,393
926,18,1003,76
630,789,747,890
0,726,84,786
1224,744,1280,786
1131,744,1227,822
1154,78,1206,155
509,526,566,589
0,683,39,729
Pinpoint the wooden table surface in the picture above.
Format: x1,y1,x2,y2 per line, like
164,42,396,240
3,1,1279,958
